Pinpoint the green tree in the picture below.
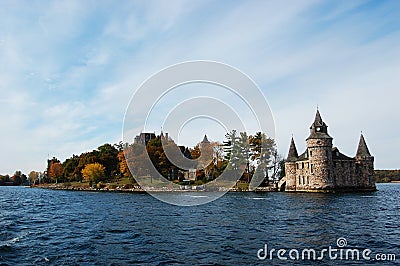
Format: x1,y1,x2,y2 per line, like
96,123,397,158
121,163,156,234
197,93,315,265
98,143,119,178
62,155,80,181
249,132,281,186
222,130,248,186
11,171,24,186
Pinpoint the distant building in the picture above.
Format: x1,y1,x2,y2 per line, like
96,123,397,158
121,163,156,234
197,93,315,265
134,132,156,146
280,110,376,192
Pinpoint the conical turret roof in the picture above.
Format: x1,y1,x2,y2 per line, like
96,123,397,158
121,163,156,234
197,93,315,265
307,109,332,140
314,109,323,126
356,134,372,157
287,137,299,162
201,134,210,143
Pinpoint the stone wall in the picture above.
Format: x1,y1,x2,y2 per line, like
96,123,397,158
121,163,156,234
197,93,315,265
333,160,356,188
285,162,297,191
305,138,334,190
356,157,375,189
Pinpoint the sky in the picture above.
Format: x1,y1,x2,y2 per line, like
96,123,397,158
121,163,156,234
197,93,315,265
0,0,399,174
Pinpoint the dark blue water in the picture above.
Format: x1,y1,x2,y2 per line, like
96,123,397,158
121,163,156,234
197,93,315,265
0,184,399,265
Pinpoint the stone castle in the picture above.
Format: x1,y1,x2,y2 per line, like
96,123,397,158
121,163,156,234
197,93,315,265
281,110,376,192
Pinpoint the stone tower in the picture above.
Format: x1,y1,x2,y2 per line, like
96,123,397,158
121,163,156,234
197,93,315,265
305,110,334,190
285,137,298,191
355,134,375,189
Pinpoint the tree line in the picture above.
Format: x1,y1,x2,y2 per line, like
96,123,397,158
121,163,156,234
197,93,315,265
2,131,286,187
375,170,400,183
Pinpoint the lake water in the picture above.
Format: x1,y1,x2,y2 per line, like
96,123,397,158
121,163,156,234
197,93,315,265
0,184,399,265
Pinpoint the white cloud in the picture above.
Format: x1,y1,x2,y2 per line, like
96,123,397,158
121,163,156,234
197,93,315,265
0,0,399,174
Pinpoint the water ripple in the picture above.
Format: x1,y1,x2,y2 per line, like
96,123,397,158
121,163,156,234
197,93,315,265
0,184,398,265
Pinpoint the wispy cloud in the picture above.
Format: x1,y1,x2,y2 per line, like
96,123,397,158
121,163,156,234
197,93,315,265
0,0,399,174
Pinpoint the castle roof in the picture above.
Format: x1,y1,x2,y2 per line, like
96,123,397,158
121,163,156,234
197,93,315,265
307,109,332,140
295,147,355,162
201,134,210,143
287,137,298,162
332,147,355,160
314,109,324,126
356,134,372,157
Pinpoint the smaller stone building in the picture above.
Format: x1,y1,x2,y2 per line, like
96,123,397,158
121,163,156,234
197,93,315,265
281,110,376,192
134,132,156,146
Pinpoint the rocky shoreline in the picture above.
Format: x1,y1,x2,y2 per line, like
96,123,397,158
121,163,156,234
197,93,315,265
32,184,278,193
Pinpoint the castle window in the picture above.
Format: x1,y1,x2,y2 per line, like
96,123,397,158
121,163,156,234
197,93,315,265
302,176,305,185
310,150,312,157
299,176,301,185
307,176,309,185
296,163,299,169
317,141,321,145
311,164,314,173
302,162,304,169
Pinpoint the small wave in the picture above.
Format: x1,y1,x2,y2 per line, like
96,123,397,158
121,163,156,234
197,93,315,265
0,232,29,248
361,196,376,198
247,197,266,200
186,195,208,198
107,229,129,234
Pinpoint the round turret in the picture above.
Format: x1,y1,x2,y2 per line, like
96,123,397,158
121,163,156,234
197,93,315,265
305,110,334,190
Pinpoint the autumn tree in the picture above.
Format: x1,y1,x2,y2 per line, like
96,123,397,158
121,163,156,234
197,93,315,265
49,163,64,183
190,145,201,160
122,143,147,178
28,171,39,185
74,152,99,181
81,163,106,185
118,151,130,178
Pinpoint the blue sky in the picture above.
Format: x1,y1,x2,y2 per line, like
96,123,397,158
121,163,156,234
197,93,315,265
0,0,399,174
